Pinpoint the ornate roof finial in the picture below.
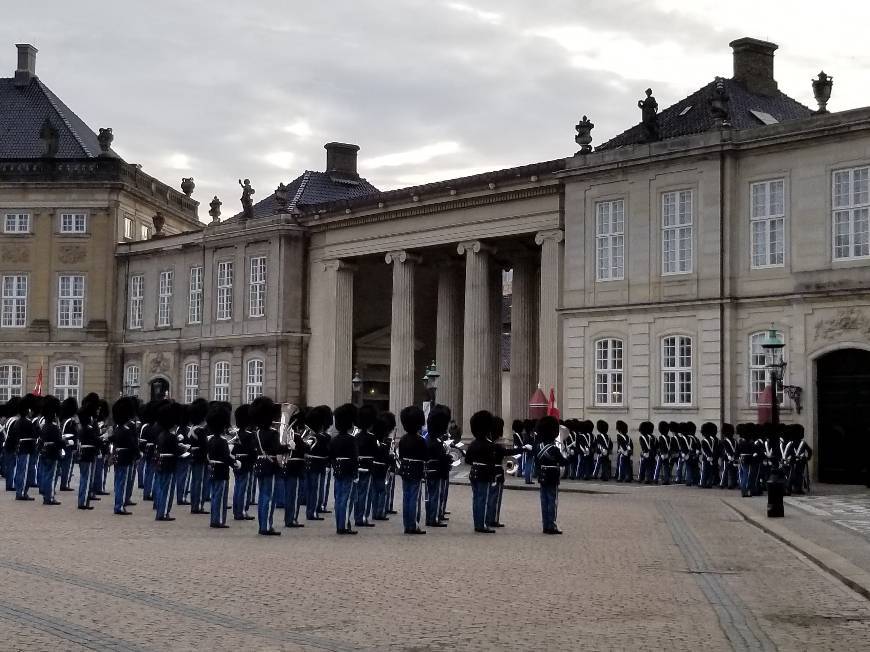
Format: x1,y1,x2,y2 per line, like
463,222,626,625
274,182,290,213
152,211,165,238
239,178,255,220
709,77,731,127
39,118,58,158
97,127,113,155
638,88,659,142
208,196,222,224
574,115,594,155
812,71,833,114
181,177,195,197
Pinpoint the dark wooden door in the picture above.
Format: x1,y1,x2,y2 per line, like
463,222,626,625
817,349,870,483
149,378,169,402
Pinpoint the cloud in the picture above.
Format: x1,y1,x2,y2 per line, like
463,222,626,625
263,151,297,169
361,141,462,169
165,153,193,170
283,119,314,139
445,2,503,25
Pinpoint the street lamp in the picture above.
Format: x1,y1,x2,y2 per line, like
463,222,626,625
422,361,440,404
760,324,804,423
351,370,363,407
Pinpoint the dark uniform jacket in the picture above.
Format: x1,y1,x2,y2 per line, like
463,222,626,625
535,440,568,486
13,417,36,455
464,437,496,482
109,421,140,466
329,432,359,477
357,430,379,471
207,433,235,482
188,424,209,464
398,431,427,480
78,417,102,463
156,427,184,472
38,420,63,461
232,428,258,472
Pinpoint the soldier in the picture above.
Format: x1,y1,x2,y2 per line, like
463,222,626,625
523,419,537,484
354,405,379,528
58,397,79,492
140,401,161,502
205,404,237,528
736,424,755,497
488,416,528,528
109,397,139,515
76,398,103,510
756,424,773,496
385,412,400,515
186,399,210,514
637,421,656,484
562,421,577,480
684,422,700,487
464,410,496,534
424,405,451,528
437,413,457,523
174,406,195,507
329,403,359,535
397,405,427,535
282,408,308,529
789,425,812,495
593,420,613,481
231,404,256,521
304,405,332,521
615,420,633,482
12,394,36,500
699,422,717,488
370,412,394,521
512,419,527,480
653,421,669,484
719,423,738,490
251,397,287,536
535,415,569,535
3,397,21,491
154,402,187,521
36,396,63,506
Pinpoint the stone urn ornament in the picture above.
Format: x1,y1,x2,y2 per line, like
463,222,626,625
812,71,833,113
274,182,290,213
152,211,165,238
181,177,195,197
574,115,594,155
209,196,222,224
97,127,114,154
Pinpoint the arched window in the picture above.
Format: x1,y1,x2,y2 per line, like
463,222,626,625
246,359,264,403
124,364,140,396
213,361,230,402
184,362,199,403
53,363,81,400
662,335,692,406
0,363,23,401
594,338,623,405
749,331,784,405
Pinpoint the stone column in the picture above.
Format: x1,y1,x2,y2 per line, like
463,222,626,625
535,229,564,397
385,250,419,414
510,254,538,420
489,264,503,416
436,263,464,418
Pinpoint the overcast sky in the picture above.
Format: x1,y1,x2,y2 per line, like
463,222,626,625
4,1,869,220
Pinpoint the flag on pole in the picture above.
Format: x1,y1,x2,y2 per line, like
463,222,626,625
546,387,560,419
32,362,44,396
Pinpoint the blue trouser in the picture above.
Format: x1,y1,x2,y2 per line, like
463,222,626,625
175,459,190,504
91,457,104,493
371,473,387,519
540,484,558,530
685,459,697,486
143,459,155,499
28,454,38,488
136,457,145,488
39,458,58,503
387,471,396,511
210,478,229,526
720,462,737,489
274,475,286,509
333,474,355,531
189,462,207,512
283,474,303,525
738,461,751,496
15,453,32,498
639,456,653,482
125,462,136,504
306,467,324,519
319,467,331,511
749,461,762,496
487,480,504,526
5,452,16,490
202,473,211,502
439,477,449,520
59,451,74,488
78,461,95,507
257,472,278,532
154,470,175,519
246,467,257,505
523,454,535,483
114,464,131,513
425,474,441,526
471,480,490,530
401,477,422,531
233,469,251,518
700,459,715,488
354,470,373,525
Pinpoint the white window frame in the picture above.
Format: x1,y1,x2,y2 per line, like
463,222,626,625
749,331,785,406
1,275,27,328
661,189,693,275
595,199,625,281
59,212,87,234
216,261,233,321
188,266,203,324
157,270,173,328
661,335,693,407
245,359,265,403
53,363,81,400
832,166,870,261
124,364,140,396
594,338,624,406
184,362,200,403
123,216,135,240
750,179,785,268
3,213,30,234
140,224,151,241
213,361,230,402
248,256,266,318
0,363,23,401
57,275,84,328
128,274,143,329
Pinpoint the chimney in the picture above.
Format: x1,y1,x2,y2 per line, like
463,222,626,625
729,37,778,96
14,43,37,87
324,142,360,177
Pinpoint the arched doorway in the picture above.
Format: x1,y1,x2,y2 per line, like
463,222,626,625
149,378,170,401
817,348,870,483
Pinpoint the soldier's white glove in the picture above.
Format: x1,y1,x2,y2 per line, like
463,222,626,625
233,461,241,470
60,449,66,458
523,444,533,451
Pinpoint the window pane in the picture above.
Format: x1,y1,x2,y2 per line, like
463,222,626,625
834,171,851,208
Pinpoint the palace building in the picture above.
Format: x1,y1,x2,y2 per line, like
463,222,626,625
2,38,869,482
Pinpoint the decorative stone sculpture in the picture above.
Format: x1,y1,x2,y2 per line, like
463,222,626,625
152,211,165,238
181,177,195,196
239,178,255,220
574,115,594,155
709,77,731,126
638,88,659,142
274,182,290,212
208,196,222,224
812,71,833,114
97,127,113,154
39,118,59,158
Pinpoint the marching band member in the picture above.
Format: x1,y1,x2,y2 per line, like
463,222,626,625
76,399,101,510
140,401,161,502
329,403,359,535
206,405,237,528
615,420,633,482
251,397,287,536
522,419,537,484
637,421,656,484
354,405,379,528
736,424,754,497
385,412,400,515
699,422,717,488
718,423,737,489
282,409,308,528
36,396,63,506
488,416,527,528
186,399,210,514
535,416,568,535
58,397,79,492
437,419,457,523
424,405,451,528
684,422,700,487
12,394,36,500
91,398,111,498
464,410,496,534
370,412,394,521
154,402,187,521
756,425,774,496
304,405,332,521
108,397,138,515
231,404,256,521
2,397,20,491
788,425,812,495
562,421,577,480
512,420,527,481
397,405,427,535
593,420,612,481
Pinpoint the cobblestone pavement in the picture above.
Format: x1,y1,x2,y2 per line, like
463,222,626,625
1,475,869,651
786,494,870,539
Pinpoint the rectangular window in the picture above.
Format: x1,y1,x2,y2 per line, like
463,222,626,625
184,362,199,403
662,335,692,406
246,359,265,403
596,199,625,281
0,364,23,402
832,166,870,260
53,364,80,400
216,261,233,321
248,256,266,318
662,190,693,274
128,274,143,329
141,224,151,241
749,331,784,406
594,338,623,405
3,213,30,233
60,212,87,234
750,180,785,268
157,270,173,327
188,266,203,324
57,275,84,328
123,216,134,240
213,361,230,402
124,364,140,396
1,275,27,328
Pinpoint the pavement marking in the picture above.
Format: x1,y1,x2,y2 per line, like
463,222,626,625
0,559,356,652
657,501,777,652
0,600,151,652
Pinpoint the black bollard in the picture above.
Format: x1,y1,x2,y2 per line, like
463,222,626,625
767,467,785,518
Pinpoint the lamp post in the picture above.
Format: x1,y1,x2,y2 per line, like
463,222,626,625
760,325,785,426
422,361,440,405
351,370,363,408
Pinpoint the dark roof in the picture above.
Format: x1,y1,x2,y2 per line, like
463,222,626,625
0,76,112,159
229,170,379,221
597,77,813,151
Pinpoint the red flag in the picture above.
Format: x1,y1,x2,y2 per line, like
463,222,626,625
546,387,560,419
32,364,43,396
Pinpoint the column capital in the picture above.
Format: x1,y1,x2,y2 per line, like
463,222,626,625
457,240,496,256
534,229,564,246
384,250,422,265
321,258,357,273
